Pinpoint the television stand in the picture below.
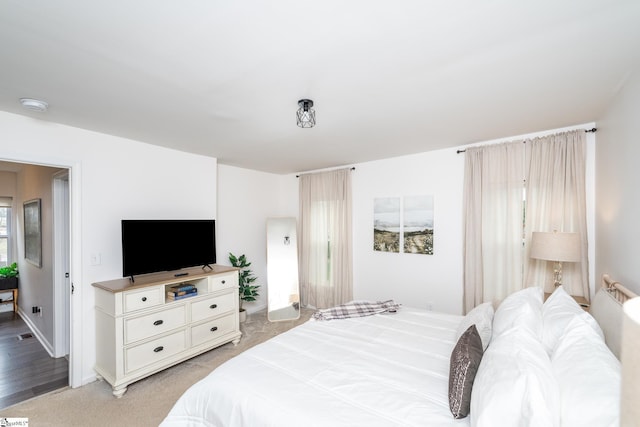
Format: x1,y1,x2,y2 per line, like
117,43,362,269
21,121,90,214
92,265,241,397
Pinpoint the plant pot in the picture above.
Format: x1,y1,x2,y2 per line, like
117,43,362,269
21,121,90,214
0,277,18,290
239,309,247,323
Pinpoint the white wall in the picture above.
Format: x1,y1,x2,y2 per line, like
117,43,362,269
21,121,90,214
595,70,640,295
0,111,218,386
353,149,465,314
14,165,63,347
216,164,297,313
350,124,596,315
0,171,17,197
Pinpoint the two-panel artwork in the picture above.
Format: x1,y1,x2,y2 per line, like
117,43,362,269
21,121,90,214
373,195,433,255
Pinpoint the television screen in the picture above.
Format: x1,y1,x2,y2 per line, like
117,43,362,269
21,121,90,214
122,219,216,278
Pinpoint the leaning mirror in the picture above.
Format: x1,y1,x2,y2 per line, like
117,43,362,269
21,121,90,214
266,217,300,322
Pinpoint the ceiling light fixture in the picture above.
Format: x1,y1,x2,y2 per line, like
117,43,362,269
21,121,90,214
20,98,49,113
296,99,315,128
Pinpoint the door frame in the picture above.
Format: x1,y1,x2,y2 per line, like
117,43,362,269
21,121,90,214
1,156,82,388
52,170,70,358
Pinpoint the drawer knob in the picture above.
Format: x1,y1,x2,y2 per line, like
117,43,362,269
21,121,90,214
142,297,147,302
221,280,226,284
210,326,218,332
209,304,218,309
153,346,164,353
153,320,163,326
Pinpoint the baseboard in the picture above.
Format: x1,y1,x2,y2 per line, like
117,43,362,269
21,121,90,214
18,307,56,357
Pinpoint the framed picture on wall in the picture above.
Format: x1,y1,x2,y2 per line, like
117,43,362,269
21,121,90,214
373,197,400,253
403,195,434,255
24,198,42,268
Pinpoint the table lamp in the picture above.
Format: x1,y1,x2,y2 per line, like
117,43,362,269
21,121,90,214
530,231,581,288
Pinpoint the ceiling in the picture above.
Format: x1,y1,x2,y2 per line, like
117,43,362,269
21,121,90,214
1,1,639,174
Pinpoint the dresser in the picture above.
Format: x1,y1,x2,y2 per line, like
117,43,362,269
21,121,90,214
92,265,241,397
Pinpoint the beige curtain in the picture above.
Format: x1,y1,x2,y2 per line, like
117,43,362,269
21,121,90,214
463,142,525,313
524,130,589,299
298,168,353,308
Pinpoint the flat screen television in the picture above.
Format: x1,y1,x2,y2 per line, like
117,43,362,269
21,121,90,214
122,219,216,279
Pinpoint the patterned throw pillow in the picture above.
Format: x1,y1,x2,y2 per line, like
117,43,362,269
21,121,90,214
449,324,483,419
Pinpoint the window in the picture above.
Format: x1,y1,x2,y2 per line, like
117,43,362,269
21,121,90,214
0,202,11,268
299,169,353,308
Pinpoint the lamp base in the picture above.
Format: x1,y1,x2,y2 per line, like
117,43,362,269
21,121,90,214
553,261,564,288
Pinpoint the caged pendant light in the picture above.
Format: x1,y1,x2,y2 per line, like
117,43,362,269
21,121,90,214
296,99,315,128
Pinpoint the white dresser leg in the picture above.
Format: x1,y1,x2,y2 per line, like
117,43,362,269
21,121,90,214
113,386,127,398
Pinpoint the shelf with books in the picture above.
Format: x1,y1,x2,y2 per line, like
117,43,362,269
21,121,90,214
164,278,206,303
167,289,198,301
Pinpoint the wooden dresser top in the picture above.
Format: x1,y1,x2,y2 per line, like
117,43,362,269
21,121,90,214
92,265,238,293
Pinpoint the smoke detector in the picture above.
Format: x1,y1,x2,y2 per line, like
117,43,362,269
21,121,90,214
20,98,49,112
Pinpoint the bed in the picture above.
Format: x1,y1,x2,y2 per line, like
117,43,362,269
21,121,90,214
161,276,637,427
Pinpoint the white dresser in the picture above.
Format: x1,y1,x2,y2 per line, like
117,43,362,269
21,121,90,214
92,265,241,397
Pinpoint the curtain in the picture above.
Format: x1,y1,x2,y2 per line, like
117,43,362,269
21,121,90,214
298,168,353,309
524,130,589,299
463,142,525,313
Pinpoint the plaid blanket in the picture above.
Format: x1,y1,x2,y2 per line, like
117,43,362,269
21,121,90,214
312,300,401,321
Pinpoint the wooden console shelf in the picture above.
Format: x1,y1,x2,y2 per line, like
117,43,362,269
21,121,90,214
92,265,241,397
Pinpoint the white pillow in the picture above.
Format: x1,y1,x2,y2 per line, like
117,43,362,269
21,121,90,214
456,302,494,351
551,315,620,427
470,328,559,427
492,287,543,340
542,286,603,355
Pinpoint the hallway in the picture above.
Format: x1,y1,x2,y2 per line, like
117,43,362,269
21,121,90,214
0,311,68,410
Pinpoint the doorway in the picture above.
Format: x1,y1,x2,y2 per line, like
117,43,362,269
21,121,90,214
0,161,73,408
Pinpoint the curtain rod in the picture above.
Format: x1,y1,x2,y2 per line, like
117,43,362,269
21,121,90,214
296,167,355,178
455,128,597,154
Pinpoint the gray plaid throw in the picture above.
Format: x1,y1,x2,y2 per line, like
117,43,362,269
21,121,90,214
312,300,401,321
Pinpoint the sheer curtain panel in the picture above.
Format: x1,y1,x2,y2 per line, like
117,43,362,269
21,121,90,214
298,168,353,309
463,142,525,313
524,130,589,299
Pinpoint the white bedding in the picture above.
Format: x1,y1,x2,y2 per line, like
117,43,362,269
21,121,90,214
161,307,468,427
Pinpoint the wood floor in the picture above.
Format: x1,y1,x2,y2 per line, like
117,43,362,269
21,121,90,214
0,311,68,410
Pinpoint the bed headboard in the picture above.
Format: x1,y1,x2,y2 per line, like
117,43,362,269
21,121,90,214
589,274,638,359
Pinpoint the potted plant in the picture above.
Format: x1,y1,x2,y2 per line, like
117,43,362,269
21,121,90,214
0,262,19,290
228,253,260,322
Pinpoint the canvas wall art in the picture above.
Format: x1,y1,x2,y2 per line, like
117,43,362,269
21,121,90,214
403,195,434,255
373,197,400,253
24,198,42,267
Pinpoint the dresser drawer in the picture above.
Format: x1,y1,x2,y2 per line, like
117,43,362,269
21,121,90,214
191,292,235,323
210,272,237,291
123,287,164,313
124,305,186,344
191,313,236,347
125,330,187,374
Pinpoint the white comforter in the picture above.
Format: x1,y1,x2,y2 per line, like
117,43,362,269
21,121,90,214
161,307,469,427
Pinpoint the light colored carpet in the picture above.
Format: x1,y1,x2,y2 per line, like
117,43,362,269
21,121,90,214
1,309,313,426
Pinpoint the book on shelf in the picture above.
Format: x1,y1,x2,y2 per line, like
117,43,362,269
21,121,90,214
167,288,198,297
168,283,196,293
167,291,198,301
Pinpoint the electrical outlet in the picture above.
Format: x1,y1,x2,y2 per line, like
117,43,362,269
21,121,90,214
38,307,43,317
426,302,433,311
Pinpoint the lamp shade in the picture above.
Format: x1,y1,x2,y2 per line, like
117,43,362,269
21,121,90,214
530,231,581,262
621,297,640,425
